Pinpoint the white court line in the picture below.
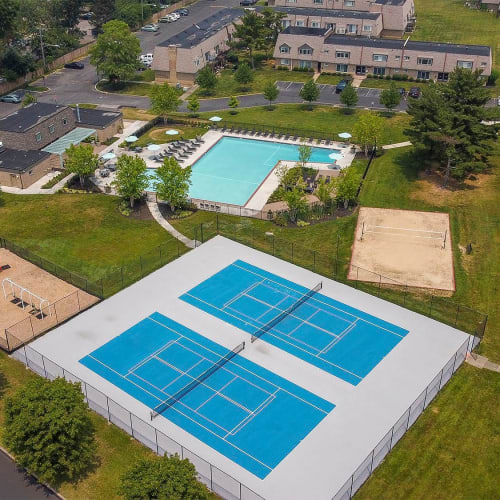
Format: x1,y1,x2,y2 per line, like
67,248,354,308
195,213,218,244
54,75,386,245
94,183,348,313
320,320,359,355
184,292,362,382
157,357,206,392
127,339,177,374
196,377,238,411
223,280,264,309
148,315,332,413
232,262,405,338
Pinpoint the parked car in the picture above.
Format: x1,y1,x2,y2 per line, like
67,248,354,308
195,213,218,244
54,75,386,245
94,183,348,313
80,12,93,20
140,53,153,62
408,86,421,98
159,14,176,22
335,79,350,93
176,8,189,15
141,24,159,32
0,94,22,103
64,61,84,70
170,12,180,20
240,0,257,5
398,88,406,97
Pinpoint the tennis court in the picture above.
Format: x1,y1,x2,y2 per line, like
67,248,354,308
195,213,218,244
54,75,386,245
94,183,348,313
79,312,334,479
181,260,409,385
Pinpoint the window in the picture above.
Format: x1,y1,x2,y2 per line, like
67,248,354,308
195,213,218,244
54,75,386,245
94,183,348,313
363,25,372,32
311,21,320,28
404,55,410,61
280,58,290,65
336,64,348,72
417,70,430,79
62,118,67,125
280,44,290,54
345,0,355,5
347,24,357,33
336,51,350,59
417,57,433,66
285,0,297,3
437,72,449,81
49,124,55,134
296,20,304,27
313,0,323,3
373,67,386,76
35,132,42,142
457,60,473,69
395,55,401,60
299,46,313,55
204,51,211,61
299,60,312,69
214,45,220,55
194,58,201,67
373,54,388,62
480,61,487,67
326,23,335,30
282,20,291,28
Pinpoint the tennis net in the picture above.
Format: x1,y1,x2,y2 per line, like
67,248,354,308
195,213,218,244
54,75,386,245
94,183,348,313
251,282,322,343
150,341,245,420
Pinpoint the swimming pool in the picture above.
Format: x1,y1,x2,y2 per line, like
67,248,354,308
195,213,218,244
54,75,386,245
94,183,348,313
147,136,339,206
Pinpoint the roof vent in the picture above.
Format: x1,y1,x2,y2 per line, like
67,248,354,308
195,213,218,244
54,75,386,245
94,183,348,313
0,141,4,153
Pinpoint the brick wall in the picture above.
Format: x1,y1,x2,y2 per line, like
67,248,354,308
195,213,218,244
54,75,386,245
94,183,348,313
0,154,58,189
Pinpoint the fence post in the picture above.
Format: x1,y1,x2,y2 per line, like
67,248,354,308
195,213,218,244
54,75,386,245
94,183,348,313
30,316,35,337
200,223,204,243
176,238,180,257
403,284,408,306
313,250,316,272
455,304,460,327
76,290,81,311
216,213,219,234
41,355,47,378
429,294,434,317
140,256,143,278
378,274,382,295
121,267,124,288
291,242,294,263
101,278,104,298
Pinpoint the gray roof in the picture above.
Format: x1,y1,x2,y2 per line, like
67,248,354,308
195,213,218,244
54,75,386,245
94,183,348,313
282,26,328,36
275,6,381,20
73,107,122,129
324,35,491,56
0,102,69,133
374,0,406,5
0,147,51,173
159,8,243,49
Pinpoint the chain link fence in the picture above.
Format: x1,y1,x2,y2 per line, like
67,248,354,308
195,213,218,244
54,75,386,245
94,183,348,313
13,345,265,500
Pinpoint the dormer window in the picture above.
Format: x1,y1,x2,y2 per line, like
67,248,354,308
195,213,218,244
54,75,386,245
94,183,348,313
299,44,313,55
280,44,290,54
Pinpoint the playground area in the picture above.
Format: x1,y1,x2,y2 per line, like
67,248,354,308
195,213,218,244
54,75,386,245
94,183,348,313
0,248,98,351
349,208,455,291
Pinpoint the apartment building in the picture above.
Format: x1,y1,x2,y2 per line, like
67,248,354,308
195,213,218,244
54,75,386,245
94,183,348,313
153,9,243,84
271,0,415,34
274,27,492,80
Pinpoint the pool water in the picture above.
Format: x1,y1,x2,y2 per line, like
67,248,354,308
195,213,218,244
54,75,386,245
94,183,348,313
146,136,339,206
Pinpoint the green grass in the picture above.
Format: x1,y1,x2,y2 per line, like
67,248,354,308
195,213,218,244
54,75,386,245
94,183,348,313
413,0,500,71
316,74,346,85
133,69,155,82
193,68,312,98
23,84,49,92
131,125,207,147
69,103,98,109
96,81,183,98
41,171,68,189
0,193,176,282
360,78,428,90
197,104,411,145
356,364,500,500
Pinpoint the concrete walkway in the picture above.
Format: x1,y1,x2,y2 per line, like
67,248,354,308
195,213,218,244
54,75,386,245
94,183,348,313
382,141,412,150
146,200,196,249
466,352,500,373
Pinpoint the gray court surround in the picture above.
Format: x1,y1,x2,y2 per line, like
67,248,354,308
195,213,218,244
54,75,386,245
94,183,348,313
12,237,473,500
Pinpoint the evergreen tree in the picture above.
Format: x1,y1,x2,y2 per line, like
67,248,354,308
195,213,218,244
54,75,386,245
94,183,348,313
232,12,265,69
90,0,115,33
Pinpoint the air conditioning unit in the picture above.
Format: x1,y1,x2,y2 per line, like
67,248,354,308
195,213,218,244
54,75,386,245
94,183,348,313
336,27,346,34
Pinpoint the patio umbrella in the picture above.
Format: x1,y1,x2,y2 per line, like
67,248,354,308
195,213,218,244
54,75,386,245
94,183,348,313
338,132,352,139
329,152,344,161
165,129,179,135
125,135,138,143
147,144,161,151
101,152,116,160
209,116,222,122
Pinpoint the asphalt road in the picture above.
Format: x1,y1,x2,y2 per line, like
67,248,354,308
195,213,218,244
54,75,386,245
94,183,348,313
0,449,59,500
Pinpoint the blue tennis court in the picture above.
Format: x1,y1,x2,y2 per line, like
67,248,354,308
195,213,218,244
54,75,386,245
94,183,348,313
181,260,409,385
79,312,334,478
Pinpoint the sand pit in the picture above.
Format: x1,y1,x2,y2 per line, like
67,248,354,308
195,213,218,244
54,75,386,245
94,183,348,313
349,207,455,291
0,248,98,351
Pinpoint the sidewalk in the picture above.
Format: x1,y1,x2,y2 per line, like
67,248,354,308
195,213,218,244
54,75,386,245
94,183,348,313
466,352,500,373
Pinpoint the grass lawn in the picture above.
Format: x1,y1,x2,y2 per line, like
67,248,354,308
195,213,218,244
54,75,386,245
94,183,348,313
197,104,411,145
0,193,176,282
120,107,157,121
360,78,429,90
132,125,207,147
69,103,98,109
193,68,312,98
413,0,500,71
96,81,183,98
316,74,346,85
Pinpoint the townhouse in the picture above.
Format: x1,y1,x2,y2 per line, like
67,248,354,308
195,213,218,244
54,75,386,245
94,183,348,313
153,9,243,84
274,27,492,80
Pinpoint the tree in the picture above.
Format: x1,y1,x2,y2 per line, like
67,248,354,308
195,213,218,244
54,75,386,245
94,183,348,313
228,95,239,114
89,20,141,83
353,112,383,156
0,0,19,41
299,80,320,110
4,377,96,484
1,48,36,80
234,62,254,88
154,157,192,213
58,0,84,30
119,454,211,500
261,8,287,51
336,167,361,209
151,83,181,116
65,143,99,187
186,95,200,116
90,0,115,33
113,154,149,208
379,83,401,113
298,144,312,168
263,81,279,109
195,66,217,94
315,177,335,212
283,180,308,223
22,93,37,107
232,12,265,69
339,84,358,112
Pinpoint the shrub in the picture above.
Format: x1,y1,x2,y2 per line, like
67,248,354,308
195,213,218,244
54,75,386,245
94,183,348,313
487,69,499,86
276,65,289,70
408,76,415,81
226,51,238,63
385,75,391,80
296,220,310,227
